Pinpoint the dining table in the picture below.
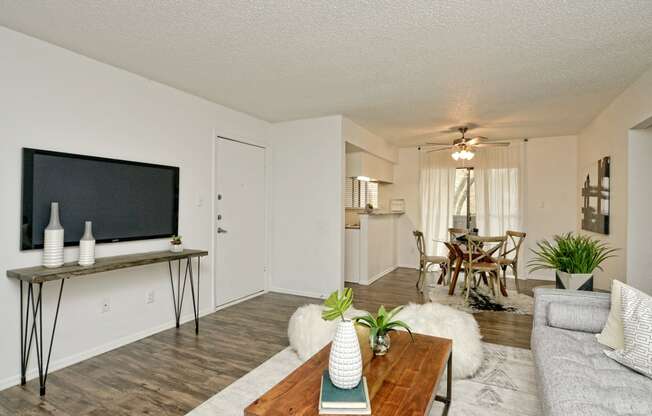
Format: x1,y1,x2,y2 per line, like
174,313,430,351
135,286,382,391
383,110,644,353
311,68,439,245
440,239,509,297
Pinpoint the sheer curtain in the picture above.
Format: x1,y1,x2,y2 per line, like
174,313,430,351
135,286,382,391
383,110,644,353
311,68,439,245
419,150,457,256
474,142,524,236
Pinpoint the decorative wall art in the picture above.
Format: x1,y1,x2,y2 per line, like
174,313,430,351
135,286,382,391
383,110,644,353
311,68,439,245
581,156,610,234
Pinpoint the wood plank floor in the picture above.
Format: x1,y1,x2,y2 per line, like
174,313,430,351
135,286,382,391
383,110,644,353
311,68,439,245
0,268,548,415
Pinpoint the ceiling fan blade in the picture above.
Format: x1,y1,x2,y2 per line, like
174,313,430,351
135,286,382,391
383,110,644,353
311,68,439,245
473,142,510,147
426,141,452,146
426,146,454,153
465,136,489,145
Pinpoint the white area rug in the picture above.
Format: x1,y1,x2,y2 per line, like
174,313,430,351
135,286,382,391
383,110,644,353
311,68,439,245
428,280,534,315
187,343,540,416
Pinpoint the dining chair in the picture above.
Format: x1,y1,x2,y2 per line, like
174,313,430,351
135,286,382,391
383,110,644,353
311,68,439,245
497,231,527,293
413,231,450,293
464,235,507,300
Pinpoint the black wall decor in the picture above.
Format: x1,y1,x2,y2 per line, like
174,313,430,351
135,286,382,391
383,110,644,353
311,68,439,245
581,156,610,234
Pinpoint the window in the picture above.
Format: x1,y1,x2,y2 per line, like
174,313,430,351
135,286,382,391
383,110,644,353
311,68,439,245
453,168,476,229
345,178,378,209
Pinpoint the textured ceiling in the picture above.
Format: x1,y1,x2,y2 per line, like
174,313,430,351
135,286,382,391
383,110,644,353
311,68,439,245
2,1,652,145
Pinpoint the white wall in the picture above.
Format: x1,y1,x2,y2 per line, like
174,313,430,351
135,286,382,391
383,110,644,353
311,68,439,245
577,66,652,290
269,116,345,298
627,127,652,294
524,136,578,280
342,117,398,163
0,27,270,390
391,148,421,268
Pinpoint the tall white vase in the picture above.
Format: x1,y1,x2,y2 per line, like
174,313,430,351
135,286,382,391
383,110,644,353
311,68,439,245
43,202,64,268
78,221,96,266
328,320,363,389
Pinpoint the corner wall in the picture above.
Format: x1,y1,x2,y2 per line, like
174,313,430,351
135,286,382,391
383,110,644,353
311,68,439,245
268,116,345,298
577,66,652,290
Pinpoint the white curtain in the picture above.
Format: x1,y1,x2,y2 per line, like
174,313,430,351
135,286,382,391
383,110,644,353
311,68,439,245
419,150,457,256
474,142,524,236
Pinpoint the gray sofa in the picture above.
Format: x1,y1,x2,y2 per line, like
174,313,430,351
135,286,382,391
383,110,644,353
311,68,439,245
532,288,652,416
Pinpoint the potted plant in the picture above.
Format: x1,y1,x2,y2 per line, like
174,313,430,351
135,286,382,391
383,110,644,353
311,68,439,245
170,235,183,253
321,288,362,389
354,305,414,355
528,232,617,291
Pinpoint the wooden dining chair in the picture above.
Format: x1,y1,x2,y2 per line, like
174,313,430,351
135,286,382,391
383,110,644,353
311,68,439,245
464,235,507,300
413,231,450,293
497,231,527,293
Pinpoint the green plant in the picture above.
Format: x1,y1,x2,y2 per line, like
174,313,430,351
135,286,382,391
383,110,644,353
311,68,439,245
321,288,353,322
528,232,617,274
171,235,182,245
354,305,414,341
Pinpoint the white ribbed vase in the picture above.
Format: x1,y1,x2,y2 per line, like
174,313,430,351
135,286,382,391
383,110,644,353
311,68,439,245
43,202,64,268
78,221,96,266
328,320,363,389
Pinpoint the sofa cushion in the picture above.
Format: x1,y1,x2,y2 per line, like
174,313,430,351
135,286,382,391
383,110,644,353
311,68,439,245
548,302,609,333
596,279,625,349
532,326,652,416
605,284,652,379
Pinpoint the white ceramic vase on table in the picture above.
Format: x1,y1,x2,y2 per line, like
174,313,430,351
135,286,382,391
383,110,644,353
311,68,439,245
328,320,363,389
43,202,64,268
78,221,96,266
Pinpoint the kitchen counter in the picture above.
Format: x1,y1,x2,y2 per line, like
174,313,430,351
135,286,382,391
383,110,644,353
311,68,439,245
345,224,360,229
358,211,404,216
345,213,399,285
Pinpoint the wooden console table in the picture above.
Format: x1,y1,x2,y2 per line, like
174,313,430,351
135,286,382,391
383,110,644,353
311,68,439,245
6,248,208,396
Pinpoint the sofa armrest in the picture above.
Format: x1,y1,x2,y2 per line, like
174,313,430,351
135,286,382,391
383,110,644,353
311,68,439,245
533,287,610,328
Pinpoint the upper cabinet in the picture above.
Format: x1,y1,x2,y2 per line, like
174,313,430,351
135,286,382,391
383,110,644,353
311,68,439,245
346,151,394,183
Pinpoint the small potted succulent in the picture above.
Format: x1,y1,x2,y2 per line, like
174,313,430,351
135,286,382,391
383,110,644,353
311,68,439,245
169,235,183,253
528,232,617,291
354,305,413,355
321,288,362,389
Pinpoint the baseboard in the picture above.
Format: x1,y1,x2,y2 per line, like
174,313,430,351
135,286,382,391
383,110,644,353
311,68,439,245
0,308,212,392
359,265,398,286
397,263,419,270
214,290,266,311
269,286,325,300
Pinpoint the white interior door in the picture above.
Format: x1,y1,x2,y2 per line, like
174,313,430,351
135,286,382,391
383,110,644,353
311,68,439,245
215,137,266,307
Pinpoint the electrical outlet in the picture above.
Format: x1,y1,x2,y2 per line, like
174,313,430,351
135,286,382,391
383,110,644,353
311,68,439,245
146,290,155,304
101,297,111,313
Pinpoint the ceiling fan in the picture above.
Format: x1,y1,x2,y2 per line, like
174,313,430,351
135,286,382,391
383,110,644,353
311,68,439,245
422,126,510,160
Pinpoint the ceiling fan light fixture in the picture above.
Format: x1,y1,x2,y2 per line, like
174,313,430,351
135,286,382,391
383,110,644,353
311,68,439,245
451,151,461,160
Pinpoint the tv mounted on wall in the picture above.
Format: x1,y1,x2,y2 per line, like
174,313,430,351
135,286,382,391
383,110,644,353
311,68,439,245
21,148,179,250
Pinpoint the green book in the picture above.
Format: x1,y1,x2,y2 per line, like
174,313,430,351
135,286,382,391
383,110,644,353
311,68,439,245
319,370,368,409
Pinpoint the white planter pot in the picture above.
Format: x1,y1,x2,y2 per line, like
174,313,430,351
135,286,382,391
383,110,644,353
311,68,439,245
170,243,183,253
556,270,593,291
328,320,363,389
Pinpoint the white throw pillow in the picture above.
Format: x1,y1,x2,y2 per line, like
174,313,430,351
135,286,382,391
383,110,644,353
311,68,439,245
604,284,652,379
596,279,625,349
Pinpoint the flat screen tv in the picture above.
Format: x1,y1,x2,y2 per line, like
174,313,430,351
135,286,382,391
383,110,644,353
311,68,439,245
21,148,179,250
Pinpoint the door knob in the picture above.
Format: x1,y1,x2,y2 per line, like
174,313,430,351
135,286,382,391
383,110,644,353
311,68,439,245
217,227,228,234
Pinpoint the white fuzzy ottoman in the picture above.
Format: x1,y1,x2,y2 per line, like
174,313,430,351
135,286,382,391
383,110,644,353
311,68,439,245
288,302,483,379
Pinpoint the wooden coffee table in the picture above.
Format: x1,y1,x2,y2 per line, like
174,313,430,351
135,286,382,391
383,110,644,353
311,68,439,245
244,331,452,416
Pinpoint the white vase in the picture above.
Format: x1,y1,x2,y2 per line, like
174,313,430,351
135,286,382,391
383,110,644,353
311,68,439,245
78,221,96,266
43,202,64,268
170,243,183,253
328,320,363,389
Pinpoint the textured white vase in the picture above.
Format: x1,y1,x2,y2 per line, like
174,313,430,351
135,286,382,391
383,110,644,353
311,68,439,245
43,202,64,268
328,320,363,389
78,221,96,266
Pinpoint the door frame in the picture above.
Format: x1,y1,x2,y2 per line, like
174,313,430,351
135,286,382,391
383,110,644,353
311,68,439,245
211,134,270,311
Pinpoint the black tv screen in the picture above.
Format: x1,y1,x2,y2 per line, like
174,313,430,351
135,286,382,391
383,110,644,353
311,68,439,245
21,148,179,250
